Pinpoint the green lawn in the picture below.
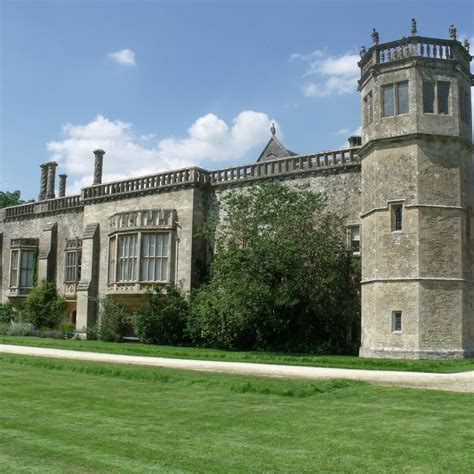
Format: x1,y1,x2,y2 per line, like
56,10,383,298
0,354,473,473
1,335,474,373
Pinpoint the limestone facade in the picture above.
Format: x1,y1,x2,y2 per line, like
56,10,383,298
0,27,472,358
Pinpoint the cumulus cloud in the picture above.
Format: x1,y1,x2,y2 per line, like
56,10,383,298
108,48,136,66
47,112,278,194
290,49,359,98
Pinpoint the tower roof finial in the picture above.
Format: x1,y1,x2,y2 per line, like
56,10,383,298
411,18,417,36
271,123,276,136
449,24,457,41
371,28,379,45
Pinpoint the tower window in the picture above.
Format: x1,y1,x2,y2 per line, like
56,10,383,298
397,82,409,115
437,82,450,115
364,91,373,125
382,81,409,117
423,82,435,113
460,88,470,124
391,204,403,231
382,84,394,117
423,81,450,115
392,311,403,332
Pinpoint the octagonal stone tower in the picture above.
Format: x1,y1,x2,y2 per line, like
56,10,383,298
358,24,473,358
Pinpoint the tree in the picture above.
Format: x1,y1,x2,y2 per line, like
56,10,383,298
189,182,360,353
0,190,23,208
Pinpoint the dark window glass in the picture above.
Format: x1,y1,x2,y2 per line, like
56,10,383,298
392,205,403,231
397,82,409,114
437,81,450,115
392,311,402,332
423,82,435,113
364,92,373,125
382,84,394,117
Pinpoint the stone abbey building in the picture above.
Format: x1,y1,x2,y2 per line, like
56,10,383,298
1,24,473,359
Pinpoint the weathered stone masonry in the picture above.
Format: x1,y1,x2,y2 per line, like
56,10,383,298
0,24,472,359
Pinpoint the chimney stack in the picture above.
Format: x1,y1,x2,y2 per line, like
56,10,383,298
45,161,57,199
59,174,67,197
93,149,105,185
38,164,48,201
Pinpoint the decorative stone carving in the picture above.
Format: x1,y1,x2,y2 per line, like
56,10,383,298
360,45,366,57
371,28,379,45
463,39,470,52
411,18,417,36
108,209,177,232
449,24,457,41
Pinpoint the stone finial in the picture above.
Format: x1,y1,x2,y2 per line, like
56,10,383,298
411,18,417,36
449,24,457,41
348,136,362,147
45,161,57,200
38,163,48,201
270,123,276,136
360,45,367,57
59,174,67,198
371,28,379,45
93,149,105,185
463,38,470,52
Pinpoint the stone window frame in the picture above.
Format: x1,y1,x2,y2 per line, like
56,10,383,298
9,238,39,291
389,202,404,233
363,90,373,126
422,80,451,116
391,310,403,333
108,230,173,285
381,80,409,118
459,86,471,124
64,238,82,283
347,224,361,256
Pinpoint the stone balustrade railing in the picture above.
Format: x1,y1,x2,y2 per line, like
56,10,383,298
3,146,360,216
4,195,82,220
210,147,359,185
360,36,471,77
81,167,209,201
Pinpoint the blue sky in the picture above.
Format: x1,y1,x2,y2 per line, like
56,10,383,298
1,0,473,199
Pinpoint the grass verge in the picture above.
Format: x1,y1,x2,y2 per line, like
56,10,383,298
0,335,474,373
1,354,473,473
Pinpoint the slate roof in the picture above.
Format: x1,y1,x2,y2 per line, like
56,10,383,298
256,134,297,163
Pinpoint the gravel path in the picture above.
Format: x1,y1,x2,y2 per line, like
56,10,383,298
1,344,473,393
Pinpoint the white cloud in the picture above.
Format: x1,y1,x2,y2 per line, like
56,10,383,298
47,112,278,194
291,49,359,98
108,48,136,66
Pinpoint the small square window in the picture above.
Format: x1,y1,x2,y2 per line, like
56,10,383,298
392,311,403,332
391,204,403,232
348,226,361,255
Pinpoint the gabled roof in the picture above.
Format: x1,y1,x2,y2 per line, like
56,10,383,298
256,129,297,163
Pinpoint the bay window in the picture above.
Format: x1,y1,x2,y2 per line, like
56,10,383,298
109,232,172,284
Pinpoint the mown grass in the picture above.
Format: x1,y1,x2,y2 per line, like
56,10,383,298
0,354,473,473
1,335,474,373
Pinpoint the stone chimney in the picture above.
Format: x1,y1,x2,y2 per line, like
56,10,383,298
38,163,48,201
93,149,105,185
45,161,57,199
59,174,67,197
348,136,362,147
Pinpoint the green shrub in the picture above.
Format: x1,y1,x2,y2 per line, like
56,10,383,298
86,324,98,341
134,287,189,345
0,303,16,323
22,281,67,329
60,323,76,340
7,322,33,336
0,323,10,335
98,297,132,342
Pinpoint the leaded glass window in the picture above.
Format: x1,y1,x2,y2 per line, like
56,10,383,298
423,82,435,113
140,233,169,282
397,82,409,115
437,81,450,115
117,233,138,281
382,84,394,117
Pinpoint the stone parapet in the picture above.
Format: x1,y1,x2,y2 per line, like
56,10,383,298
4,196,82,221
